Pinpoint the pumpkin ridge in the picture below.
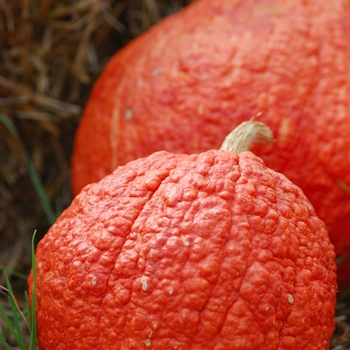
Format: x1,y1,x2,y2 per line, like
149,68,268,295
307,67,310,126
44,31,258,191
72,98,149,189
117,168,178,345
232,153,274,345
187,153,239,346
118,150,239,348
100,153,185,347
188,151,242,347
232,151,326,348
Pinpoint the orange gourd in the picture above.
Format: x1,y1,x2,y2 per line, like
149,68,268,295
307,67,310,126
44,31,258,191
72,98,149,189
31,122,336,349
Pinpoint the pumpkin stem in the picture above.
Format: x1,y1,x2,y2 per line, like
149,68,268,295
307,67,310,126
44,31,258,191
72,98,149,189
220,120,274,153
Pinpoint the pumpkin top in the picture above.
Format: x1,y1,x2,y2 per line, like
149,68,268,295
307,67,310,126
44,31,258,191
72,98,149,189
30,125,336,349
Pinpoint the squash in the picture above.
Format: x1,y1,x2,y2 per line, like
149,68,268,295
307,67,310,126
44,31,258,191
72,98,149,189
71,0,350,290
32,122,336,349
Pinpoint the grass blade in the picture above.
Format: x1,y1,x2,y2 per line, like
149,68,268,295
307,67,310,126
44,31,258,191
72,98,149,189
0,231,39,349
0,287,22,346
4,275,26,349
0,112,56,225
24,291,31,329
29,231,38,350
0,333,12,350
335,253,350,265
0,292,13,330
0,265,27,280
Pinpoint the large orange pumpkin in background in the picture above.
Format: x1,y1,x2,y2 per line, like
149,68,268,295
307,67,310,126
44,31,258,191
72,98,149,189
71,0,350,289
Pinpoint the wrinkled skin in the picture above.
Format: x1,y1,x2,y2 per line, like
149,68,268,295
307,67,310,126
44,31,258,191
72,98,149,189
71,0,350,290
30,150,337,349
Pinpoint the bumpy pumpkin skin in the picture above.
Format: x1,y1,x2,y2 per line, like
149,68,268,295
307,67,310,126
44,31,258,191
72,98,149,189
71,0,350,287
31,150,336,349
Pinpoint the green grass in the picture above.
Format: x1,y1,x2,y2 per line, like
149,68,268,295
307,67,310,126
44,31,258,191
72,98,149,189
0,266,28,281
0,113,47,349
0,231,38,350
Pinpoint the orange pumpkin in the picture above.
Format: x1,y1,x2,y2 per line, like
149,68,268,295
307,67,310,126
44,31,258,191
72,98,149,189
71,0,350,288
32,122,337,349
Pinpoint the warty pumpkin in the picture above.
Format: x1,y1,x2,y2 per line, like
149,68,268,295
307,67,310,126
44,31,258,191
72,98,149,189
71,0,350,290
31,122,337,350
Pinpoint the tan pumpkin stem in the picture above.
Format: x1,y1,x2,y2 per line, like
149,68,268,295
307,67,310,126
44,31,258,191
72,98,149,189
220,120,274,153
